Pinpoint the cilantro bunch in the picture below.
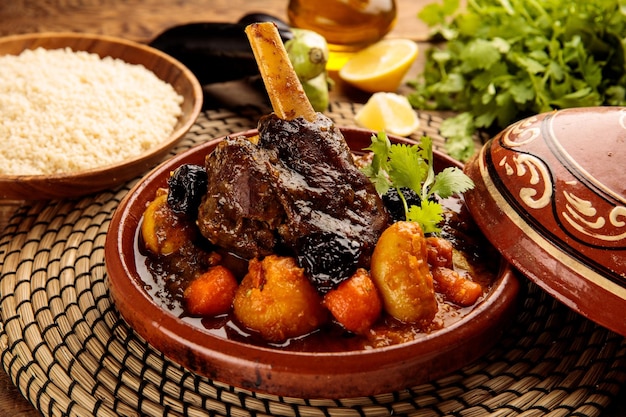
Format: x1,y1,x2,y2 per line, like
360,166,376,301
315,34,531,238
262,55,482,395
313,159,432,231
408,0,626,161
362,132,474,234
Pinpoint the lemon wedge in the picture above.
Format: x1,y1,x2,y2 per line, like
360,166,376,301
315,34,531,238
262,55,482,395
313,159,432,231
355,92,420,137
339,39,418,93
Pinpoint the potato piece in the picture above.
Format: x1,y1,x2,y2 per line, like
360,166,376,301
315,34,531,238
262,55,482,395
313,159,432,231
183,266,238,316
141,191,197,256
323,268,382,334
370,222,438,324
233,255,328,342
432,266,483,307
245,22,316,121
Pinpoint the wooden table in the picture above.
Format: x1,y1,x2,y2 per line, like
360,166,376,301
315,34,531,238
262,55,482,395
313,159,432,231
0,1,625,416
0,0,432,44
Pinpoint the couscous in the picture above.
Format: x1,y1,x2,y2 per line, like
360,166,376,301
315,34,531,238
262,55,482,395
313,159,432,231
0,47,183,175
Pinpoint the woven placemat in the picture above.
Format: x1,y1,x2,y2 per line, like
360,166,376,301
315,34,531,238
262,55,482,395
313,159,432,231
1,102,625,417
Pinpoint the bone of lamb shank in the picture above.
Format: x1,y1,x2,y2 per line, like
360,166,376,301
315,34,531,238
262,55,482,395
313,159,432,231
196,113,389,293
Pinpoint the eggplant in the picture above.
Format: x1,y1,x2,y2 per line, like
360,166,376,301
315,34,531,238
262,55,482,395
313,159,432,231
149,13,294,85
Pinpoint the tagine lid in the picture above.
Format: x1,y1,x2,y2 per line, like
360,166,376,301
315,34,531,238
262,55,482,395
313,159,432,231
463,106,626,336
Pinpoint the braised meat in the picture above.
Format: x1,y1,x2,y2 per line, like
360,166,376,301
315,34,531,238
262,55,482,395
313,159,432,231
196,113,389,293
197,136,284,259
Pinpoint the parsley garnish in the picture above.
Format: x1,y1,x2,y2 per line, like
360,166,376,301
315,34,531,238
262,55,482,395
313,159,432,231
408,0,626,161
362,132,474,233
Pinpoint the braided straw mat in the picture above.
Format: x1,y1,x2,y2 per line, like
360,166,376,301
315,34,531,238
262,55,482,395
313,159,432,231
1,102,625,417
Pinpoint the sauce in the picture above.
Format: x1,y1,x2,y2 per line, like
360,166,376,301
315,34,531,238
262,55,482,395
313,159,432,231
136,195,499,353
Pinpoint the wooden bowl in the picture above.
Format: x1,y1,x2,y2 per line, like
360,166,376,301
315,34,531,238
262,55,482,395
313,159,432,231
0,32,203,200
105,127,520,399
464,106,626,336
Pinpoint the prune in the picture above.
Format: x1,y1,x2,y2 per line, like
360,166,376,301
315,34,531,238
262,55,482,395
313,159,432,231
295,231,362,294
167,164,208,218
382,187,422,222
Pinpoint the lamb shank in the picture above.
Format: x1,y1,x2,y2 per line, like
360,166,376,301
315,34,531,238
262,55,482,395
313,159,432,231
197,113,389,293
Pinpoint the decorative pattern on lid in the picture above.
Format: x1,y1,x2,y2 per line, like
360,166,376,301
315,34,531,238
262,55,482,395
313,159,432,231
464,106,626,336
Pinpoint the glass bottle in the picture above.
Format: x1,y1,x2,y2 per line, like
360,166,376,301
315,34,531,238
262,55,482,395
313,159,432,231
287,0,397,70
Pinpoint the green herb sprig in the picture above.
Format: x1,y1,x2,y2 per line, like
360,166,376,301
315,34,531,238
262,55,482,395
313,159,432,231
362,132,475,233
408,0,626,161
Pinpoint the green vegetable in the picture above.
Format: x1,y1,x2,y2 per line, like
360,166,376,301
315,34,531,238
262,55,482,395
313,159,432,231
285,28,331,111
302,71,332,112
285,28,329,81
407,0,626,161
362,132,475,233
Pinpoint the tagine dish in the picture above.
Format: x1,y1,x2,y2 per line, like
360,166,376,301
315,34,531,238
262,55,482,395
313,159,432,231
105,23,519,398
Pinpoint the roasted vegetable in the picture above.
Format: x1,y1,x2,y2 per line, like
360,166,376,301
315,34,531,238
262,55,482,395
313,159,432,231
431,266,482,307
183,265,238,316
141,191,197,256
232,255,328,342
426,235,483,307
323,268,382,334
426,235,454,268
370,221,438,324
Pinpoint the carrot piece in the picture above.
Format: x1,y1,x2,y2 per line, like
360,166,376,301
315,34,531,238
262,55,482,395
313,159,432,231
245,22,316,121
323,268,382,334
432,266,483,307
426,236,453,268
183,265,238,316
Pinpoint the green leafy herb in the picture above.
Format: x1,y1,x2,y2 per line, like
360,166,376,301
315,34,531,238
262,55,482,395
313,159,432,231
362,132,474,233
408,0,626,161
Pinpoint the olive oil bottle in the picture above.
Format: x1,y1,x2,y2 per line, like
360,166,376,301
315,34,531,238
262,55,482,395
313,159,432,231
287,0,396,70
